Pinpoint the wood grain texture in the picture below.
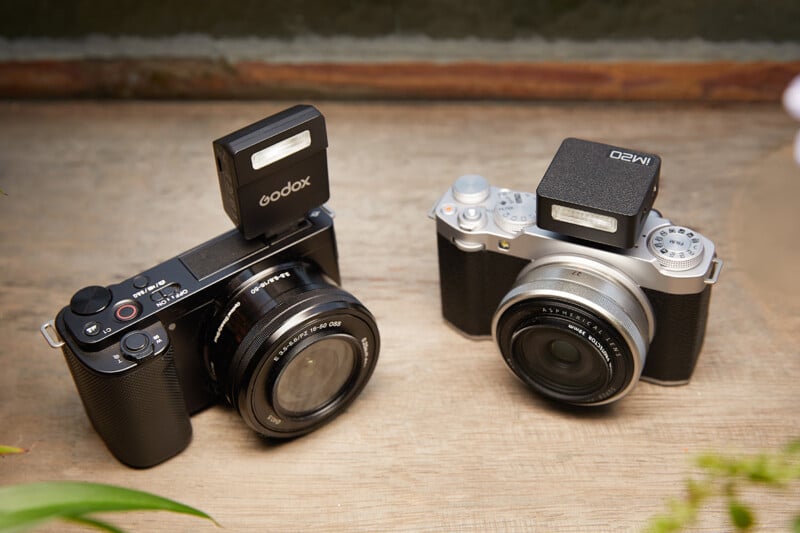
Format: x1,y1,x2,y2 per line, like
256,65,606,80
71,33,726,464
0,59,798,101
0,101,798,532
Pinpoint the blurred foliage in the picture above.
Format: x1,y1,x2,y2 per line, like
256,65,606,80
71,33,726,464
647,439,800,532
0,446,217,532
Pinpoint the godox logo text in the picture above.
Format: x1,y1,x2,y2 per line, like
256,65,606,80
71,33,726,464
259,177,311,207
609,150,651,166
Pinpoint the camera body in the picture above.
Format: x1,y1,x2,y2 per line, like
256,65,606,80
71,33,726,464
42,106,380,468
431,138,722,405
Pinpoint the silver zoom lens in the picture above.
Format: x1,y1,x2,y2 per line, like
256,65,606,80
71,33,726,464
492,256,654,405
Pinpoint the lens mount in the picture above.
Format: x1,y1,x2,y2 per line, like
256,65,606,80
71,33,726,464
492,256,653,405
207,262,379,437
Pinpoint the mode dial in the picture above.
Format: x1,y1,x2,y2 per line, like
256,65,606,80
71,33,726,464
69,286,112,316
494,190,536,233
647,225,705,271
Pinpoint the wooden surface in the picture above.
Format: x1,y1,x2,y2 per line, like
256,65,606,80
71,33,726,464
1,59,798,101
1,101,799,532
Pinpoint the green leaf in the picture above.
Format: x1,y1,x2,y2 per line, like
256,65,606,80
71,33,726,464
65,514,126,533
0,446,26,456
0,481,217,532
728,500,754,530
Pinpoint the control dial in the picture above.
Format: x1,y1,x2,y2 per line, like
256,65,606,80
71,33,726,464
647,225,705,271
494,190,536,233
70,286,112,316
120,331,154,361
452,174,490,204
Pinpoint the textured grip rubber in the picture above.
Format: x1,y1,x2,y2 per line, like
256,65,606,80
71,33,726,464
62,342,192,468
642,285,713,383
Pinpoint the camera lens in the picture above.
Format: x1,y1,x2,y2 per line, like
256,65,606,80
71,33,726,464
548,340,580,365
493,258,653,405
274,336,357,417
208,261,379,438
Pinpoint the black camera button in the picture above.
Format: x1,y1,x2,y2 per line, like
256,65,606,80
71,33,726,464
120,331,154,361
83,321,102,337
113,301,141,322
70,286,113,316
132,275,149,289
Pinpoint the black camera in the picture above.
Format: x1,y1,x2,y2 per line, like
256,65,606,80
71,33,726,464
430,138,722,406
41,106,380,468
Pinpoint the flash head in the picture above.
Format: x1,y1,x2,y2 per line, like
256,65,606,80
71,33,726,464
213,105,330,239
536,138,660,249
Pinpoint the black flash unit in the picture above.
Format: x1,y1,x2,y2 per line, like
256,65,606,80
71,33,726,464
536,138,661,249
213,105,330,239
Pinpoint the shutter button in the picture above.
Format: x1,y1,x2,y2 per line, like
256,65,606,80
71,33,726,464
120,331,154,361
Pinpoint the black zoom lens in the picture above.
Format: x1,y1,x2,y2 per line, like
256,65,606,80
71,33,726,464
493,261,653,405
207,261,379,438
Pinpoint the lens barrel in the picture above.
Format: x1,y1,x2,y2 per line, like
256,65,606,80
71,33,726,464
493,257,653,405
207,261,379,437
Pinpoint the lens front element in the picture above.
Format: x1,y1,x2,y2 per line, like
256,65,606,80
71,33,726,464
274,336,357,417
514,324,612,398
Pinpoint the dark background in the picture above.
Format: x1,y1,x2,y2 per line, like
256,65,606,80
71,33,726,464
1,0,799,42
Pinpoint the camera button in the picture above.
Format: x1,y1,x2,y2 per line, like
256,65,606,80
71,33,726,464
121,331,154,361
69,286,112,316
453,174,490,204
132,275,149,289
114,302,140,322
440,203,456,216
83,321,102,337
458,206,487,231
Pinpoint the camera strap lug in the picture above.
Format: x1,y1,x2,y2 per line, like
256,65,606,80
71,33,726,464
704,257,723,285
40,320,65,348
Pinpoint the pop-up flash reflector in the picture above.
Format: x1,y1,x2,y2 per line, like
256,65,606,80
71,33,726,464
551,204,618,234
251,130,312,170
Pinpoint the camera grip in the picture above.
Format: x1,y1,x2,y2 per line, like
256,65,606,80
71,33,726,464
437,234,529,336
642,285,713,383
61,340,192,468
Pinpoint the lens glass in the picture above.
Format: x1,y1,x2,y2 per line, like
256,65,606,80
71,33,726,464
548,339,580,365
513,324,610,398
274,337,357,417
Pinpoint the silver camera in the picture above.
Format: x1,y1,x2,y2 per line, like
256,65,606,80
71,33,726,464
430,138,723,406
